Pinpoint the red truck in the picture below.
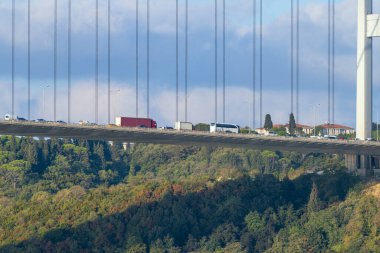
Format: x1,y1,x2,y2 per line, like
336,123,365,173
115,117,157,128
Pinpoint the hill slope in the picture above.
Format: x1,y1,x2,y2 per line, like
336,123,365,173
0,136,375,252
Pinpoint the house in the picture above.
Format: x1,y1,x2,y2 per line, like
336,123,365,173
319,124,355,136
284,124,314,135
272,123,313,135
257,123,314,135
255,128,268,135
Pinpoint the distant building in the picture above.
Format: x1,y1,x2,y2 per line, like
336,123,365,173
258,123,314,135
284,124,314,135
272,124,285,129
319,124,355,136
255,128,268,135
257,123,355,136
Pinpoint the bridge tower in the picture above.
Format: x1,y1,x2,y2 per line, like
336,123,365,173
350,0,380,176
356,0,379,140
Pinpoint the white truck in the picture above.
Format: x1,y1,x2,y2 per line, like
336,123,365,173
175,121,193,131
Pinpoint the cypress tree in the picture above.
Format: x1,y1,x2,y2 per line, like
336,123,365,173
289,113,296,135
264,114,273,129
307,181,322,213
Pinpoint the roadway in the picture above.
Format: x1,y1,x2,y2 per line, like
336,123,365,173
0,121,379,156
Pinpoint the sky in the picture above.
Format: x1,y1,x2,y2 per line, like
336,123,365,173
0,0,379,128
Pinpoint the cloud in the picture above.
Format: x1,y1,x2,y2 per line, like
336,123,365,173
0,0,374,130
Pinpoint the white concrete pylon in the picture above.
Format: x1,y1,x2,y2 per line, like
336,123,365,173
356,0,379,140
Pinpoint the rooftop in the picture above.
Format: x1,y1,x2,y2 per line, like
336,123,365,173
319,123,354,129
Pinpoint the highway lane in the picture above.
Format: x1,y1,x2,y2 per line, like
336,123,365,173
0,121,379,156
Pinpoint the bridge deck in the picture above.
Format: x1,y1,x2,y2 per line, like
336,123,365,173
0,122,379,156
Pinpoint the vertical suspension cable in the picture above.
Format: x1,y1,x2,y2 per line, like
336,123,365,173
259,0,263,127
291,0,294,115
176,0,178,122
332,0,335,125
28,0,31,120
223,0,226,123
147,0,150,118
108,0,111,124
185,0,188,122
328,0,331,124
12,0,15,120
253,0,256,130
54,0,57,121
214,0,218,123
68,0,71,123
95,0,99,124
296,0,300,123
136,0,139,118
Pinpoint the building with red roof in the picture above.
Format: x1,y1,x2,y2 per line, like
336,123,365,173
319,124,355,136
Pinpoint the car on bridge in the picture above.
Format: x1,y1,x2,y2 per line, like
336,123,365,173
16,117,27,122
265,131,278,137
159,126,174,130
324,135,337,140
4,114,30,122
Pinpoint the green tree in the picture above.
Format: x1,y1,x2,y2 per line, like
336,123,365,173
98,169,118,185
245,211,265,234
262,151,279,174
279,157,292,175
0,151,15,165
194,123,210,132
0,160,31,190
151,236,181,253
308,181,322,213
125,244,147,253
289,113,296,135
264,114,273,129
94,143,106,170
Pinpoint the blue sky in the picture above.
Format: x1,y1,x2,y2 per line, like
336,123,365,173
0,0,378,128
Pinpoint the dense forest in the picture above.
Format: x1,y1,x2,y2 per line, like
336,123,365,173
0,136,378,252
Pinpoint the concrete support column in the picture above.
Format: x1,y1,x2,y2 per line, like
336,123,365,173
373,156,380,177
345,153,380,177
356,0,373,140
345,154,358,173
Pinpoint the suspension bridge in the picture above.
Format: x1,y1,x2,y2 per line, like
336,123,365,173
0,0,380,176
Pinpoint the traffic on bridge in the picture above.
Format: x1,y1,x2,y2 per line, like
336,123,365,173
0,120,379,157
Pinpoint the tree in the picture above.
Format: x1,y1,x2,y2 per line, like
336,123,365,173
289,113,296,135
150,236,181,253
307,181,322,213
194,123,210,132
0,160,31,190
98,169,118,185
245,211,265,234
94,143,106,170
262,151,279,174
264,114,273,129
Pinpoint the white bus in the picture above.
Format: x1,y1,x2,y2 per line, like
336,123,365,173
210,123,240,134
4,114,18,121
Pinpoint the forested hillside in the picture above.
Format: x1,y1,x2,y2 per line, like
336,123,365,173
0,136,378,253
